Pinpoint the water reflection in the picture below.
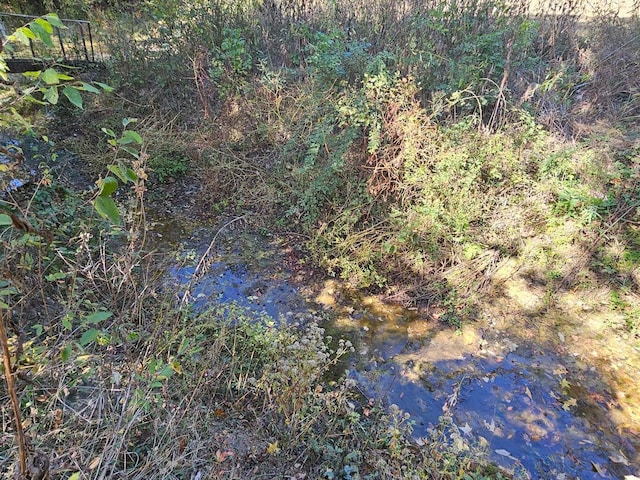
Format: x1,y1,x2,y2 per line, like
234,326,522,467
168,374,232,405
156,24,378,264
161,232,639,479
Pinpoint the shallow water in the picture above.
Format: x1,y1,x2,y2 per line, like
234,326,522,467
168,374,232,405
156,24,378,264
152,222,640,480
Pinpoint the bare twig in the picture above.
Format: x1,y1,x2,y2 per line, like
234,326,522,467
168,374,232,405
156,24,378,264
180,214,249,304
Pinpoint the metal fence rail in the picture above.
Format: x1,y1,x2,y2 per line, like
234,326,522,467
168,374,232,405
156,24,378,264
0,12,101,71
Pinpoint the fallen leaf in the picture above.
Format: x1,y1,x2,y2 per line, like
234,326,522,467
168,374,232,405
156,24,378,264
495,449,517,460
553,365,568,376
591,461,607,477
267,441,280,455
484,419,497,434
558,332,565,343
560,378,571,391
556,474,567,480
525,386,532,400
215,450,234,463
89,457,101,470
562,398,577,411
459,423,472,436
609,454,630,466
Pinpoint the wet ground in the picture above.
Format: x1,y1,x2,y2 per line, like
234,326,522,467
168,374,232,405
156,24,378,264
5,132,637,478
150,221,640,480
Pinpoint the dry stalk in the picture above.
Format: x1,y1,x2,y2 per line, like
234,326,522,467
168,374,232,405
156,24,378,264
192,48,214,119
0,307,27,477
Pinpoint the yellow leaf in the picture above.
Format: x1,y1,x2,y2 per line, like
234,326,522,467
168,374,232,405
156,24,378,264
267,441,280,455
562,398,577,411
171,360,182,375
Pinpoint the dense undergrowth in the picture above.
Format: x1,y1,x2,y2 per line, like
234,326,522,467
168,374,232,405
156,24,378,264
1,0,640,478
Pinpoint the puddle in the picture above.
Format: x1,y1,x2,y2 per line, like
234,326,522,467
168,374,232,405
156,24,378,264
155,224,315,321
150,217,640,479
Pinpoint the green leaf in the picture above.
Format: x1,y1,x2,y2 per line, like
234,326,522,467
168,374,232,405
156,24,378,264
98,176,119,196
120,146,140,159
57,73,74,81
0,214,12,226
81,82,101,93
62,313,73,330
156,365,174,380
123,130,143,144
63,86,83,109
108,163,130,183
22,70,41,79
43,85,59,104
45,271,67,281
116,163,138,183
34,18,54,34
13,26,36,43
95,82,114,92
79,328,101,346
30,22,54,47
124,167,138,182
101,127,116,138
83,311,113,324
60,343,72,362
116,136,134,145
42,68,60,85
43,14,66,29
148,358,157,374
94,196,120,224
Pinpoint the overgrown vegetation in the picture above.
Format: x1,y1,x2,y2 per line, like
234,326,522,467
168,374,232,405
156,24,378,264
1,0,639,478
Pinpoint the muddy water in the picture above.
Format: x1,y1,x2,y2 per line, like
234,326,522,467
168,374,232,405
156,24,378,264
152,222,640,480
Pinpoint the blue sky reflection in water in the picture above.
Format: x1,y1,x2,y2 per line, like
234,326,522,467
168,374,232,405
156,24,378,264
164,235,638,480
